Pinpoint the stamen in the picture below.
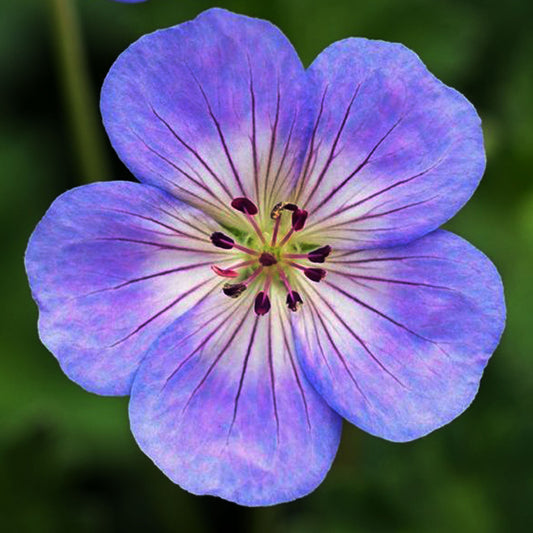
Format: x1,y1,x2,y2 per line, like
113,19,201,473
210,231,234,249
254,292,271,315
231,197,258,215
259,252,277,266
278,208,308,247
232,242,261,255
307,245,332,263
288,261,327,283
223,283,246,298
270,202,300,246
277,266,304,312
277,227,294,248
277,266,292,293
254,275,272,316
214,200,327,313
231,197,266,245
244,266,264,286
270,216,281,246
245,211,267,245
286,291,303,312
210,233,260,255
291,209,308,231
303,267,327,282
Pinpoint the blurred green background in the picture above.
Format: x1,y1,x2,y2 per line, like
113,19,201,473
1,0,531,531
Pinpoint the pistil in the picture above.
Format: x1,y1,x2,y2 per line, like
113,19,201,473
210,198,331,314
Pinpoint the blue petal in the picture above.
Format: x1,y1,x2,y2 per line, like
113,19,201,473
101,8,314,222
129,294,341,506
292,231,505,442
297,38,485,249
25,182,222,395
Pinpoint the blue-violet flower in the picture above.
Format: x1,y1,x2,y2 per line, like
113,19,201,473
25,8,506,506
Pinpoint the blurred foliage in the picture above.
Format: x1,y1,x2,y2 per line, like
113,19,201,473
1,0,531,531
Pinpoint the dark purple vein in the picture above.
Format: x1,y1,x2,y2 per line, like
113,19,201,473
163,302,240,388
311,288,407,388
131,129,231,212
267,313,280,443
149,205,212,237
279,319,311,429
228,315,260,439
247,58,260,203
110,278,212,347
186,69,247,197
312,116,404,214
309,196,438,235
102,208,205,242
95,236,220,255
295,87,328,201
87,262,212,296
323,280,437,346
267,111,297,208
307,162,441,230
329,270,458,292
302,288,369,402
264,83,281,207
303,84,361,207
150,105,234,199
183,305,252,412
330,255,441,264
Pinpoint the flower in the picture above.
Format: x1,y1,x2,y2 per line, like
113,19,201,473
25,8,505,506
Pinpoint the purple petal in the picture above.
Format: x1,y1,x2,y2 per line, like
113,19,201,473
298,38,485,249
101,8,313,220
25,182,222,395
129,294,341,506
292,231,505,441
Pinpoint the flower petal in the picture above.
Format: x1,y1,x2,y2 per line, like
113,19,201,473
292,231,505,441
297,38,485,249
101,8,314,222
25,181,222,395
129,293,341,506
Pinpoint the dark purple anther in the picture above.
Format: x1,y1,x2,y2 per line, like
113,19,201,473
292,209,308,231
231,197,258,215
286,291,303,312
210,232,234,249
254,291,271,316
308,245,332,263
304,268,326,282
259,252,277,266
222,283,246,298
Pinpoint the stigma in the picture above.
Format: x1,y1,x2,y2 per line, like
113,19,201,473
209,197,332,316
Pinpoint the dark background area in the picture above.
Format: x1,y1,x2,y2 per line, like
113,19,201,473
1,0,532,531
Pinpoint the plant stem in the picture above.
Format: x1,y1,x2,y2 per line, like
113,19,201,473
49,0,110,183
